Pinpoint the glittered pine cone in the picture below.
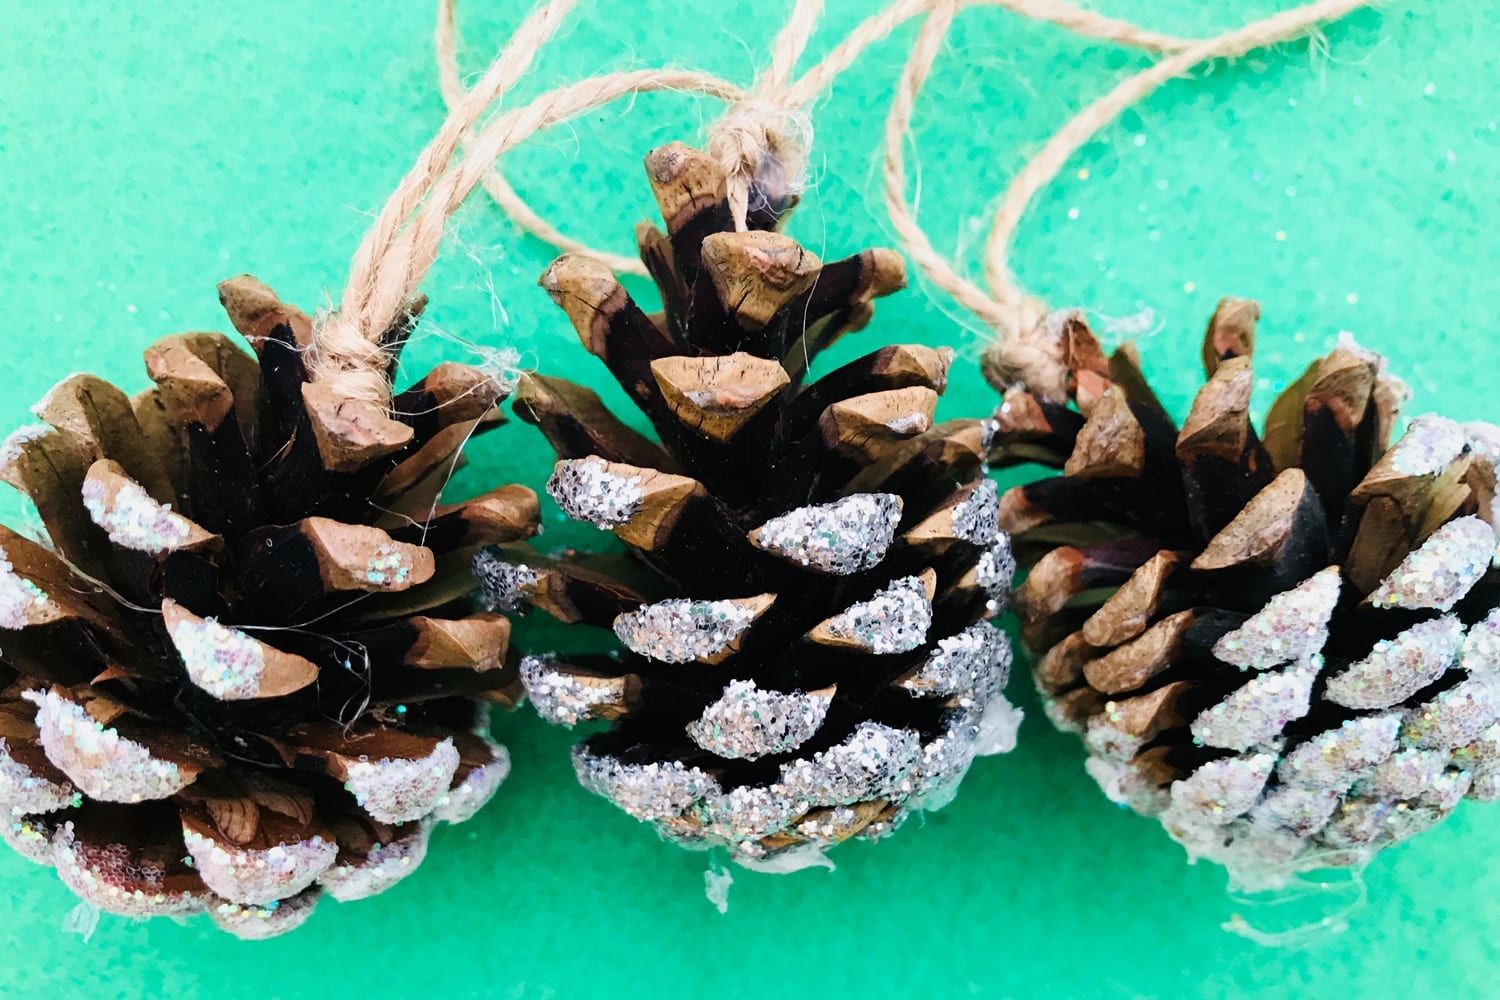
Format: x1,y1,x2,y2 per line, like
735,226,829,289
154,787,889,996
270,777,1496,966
479,142,1018,870
0,277,536,938
987,299,1500,886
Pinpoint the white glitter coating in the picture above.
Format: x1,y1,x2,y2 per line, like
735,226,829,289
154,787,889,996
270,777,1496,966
900,621,1012,698
182,825,337,906
318,821,432,902
22,689,193,803
0,424,48,471
1191,657,1319,751
342,739,460,824
1248,784,1340,837
574,747,719,822
750,493,902,575
1278,713,1402,790
1358,748,1448,801
1463,608,1500,674
546,458,644,529
209,888,321,940
520,655,627,727
950,480,1001,544
1369,516,1494,611
1212,568,1341,669
81,476,194,553
615,598,761,663
1167,753,1275,825
53,824,207,917
431,739,510,824
1323,615,1464,710
1400,674,1500,750
687,680,832,761
0,553,50,630
779,722,922,806
0,737,77,815
814,576,933,654
168,615,267,701
1385,414,1466,477
3,814,56,865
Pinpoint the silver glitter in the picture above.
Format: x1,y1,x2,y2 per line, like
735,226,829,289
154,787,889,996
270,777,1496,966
1400,674,1500,750
182,825,336,906
208,888,320,940
687,680,832,760
520,655,627,727
950,480,1000,544
615,597,762,663
319,821,432,902
1359,747,1449,801
1386,414,1466,477
472,549,538,612
779,722,922,806
431,739,510,825
1317,798,1390,849
1191,657,1319,751
81,476,194,553
700,784,806,842
546,457,644,529
364,543,414,588
342,739,460,824
749,493,901,575
0,553,50,630
573,747,718,821
1248,784,1340,837
980,417,1001,458
976,535,1017,610
1278,713,1402,790
899,621,1011,698
812,576,932,654
23,689,191,803
1324,615,1463,710
1369,516,1494,611
0,736,77,815
52,824,207,917
1462,608,1500,674
167,615,266,701
1167,753,1275,825
1212,568,1341,669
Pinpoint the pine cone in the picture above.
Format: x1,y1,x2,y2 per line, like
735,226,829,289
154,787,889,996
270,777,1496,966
0,277,535,938
483,143,1018,869
988,299,1500,885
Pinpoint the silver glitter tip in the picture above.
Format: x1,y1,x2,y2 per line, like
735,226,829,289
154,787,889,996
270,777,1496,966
614,596,768,664
1213,567,1341,669
1369,516,1494,612
546,458,644,529
749,493,902,575
686,680,833,760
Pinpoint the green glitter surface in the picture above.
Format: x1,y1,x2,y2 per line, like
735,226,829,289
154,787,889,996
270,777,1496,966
2,2,1498,996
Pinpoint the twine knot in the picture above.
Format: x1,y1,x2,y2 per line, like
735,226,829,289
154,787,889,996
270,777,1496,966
309,312,397,405
707,98,812,230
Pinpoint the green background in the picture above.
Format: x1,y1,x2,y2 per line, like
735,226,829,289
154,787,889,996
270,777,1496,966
2,1,1497,996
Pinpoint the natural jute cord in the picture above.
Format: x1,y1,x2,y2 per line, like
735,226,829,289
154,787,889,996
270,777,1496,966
882,0,1379,398
439,0,1198,277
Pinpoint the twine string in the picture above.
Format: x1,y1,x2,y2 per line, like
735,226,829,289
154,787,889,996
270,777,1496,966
314,0,580,403
882,0,1378,389
440,0,1196,274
